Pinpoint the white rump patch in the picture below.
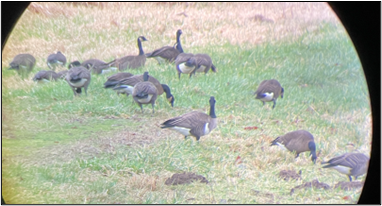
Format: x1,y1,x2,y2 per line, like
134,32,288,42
178,63,195,74
330,165,352,175
195,65,207,73
169,126,192,136
259,92,274,102
137,94,153,103
69,78,87,87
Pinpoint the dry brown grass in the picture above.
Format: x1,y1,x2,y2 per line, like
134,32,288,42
2,2,338,69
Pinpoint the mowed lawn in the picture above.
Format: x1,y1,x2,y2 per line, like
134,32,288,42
2,2,371,204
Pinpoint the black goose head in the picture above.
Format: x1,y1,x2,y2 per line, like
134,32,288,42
68,61,81,69
9,62,18,70
142,71,149,81
175,29,184,53
137,36,148,55
161,84,175,107
308,141,317,164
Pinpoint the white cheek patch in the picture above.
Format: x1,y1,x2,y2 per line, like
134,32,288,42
170,126,192,136
330,165,352,175
69,79,87,87
195,65,206,72
136,94,153,103
260,92,274,102
178,63,195,74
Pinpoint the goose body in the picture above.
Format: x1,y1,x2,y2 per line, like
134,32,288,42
271,130,317,164
132,72,158,113
175,53,196,79
109,36,148,71
47,51,67,71
82,59,117,74
65,66,91,96
146,29,183,64
254,79,284,109
33,70,60,82
8,53,36,78
322,153,369,181
104,72,134,90
161,96,217,141
190,53,217,76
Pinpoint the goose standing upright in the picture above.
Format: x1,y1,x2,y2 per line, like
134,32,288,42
322,153,369,181
107,36,148,71
254,79,284,109
8,53,36,79
271,130,317,164
132,72,158,113
47,51,67,71
146,29,183,64
65,66,91,96
160,96,217,141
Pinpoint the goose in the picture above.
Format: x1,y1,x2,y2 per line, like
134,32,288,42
146,29,183,64
103,72,134,93
160,96,217,141
68,61,81,69
132,72,158,113
112,73,175,107
8,53,36,78
254,79,284,109
32,70,60,82
108,36,148,71
271,130,317,164
189,53,217,77
47,51,67,71
175,52,196,79
81,59,117,74
322,153,369,181
65,66,91,96
57,70,69,79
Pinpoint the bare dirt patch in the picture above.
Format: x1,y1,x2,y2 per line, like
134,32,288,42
290,179,330,195
279,169,302,181
165,172,209,186
334,181,364,191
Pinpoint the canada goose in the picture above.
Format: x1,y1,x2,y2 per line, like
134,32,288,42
65,66,91,96
189,53,217,77
68,61,81,69
271,130,317,164
146,29,184,64
175,52,196,79
81,59,117,74
32,70,60,82
57,70,69,79
160,96,217,141
8,53,36,78
254,79,284,109
108,36,148,71
104,72,134,92
47,51,67,71
112,73,175,107
322,153,369,181
132,72,158,113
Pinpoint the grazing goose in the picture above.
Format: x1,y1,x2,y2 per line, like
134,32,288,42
68,60,81,69
108,36,148,71
104,72,134,92
132,72,158,113
8,53,36,78
146,29,183,64
254,79,284,109
57,70,69,79
189,53,217,77
112,73,175,107
47,51,67,71
271,130,317,164
175,52,196,79
160,96,217,141
322,153,369,182
65,66,91,96
33,70,60,82
81,59,117,74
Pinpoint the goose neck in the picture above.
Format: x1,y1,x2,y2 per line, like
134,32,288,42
138,38,144,55
209,102,216,118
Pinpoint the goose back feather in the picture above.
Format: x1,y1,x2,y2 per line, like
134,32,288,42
322,153,369,181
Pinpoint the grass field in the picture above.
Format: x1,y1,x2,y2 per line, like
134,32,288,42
2,2,371,204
